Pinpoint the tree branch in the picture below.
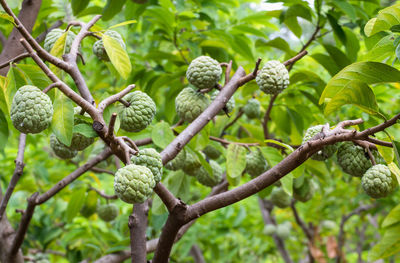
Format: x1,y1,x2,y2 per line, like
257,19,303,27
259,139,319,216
0,133,26,220
89,187,117,200
263,94,278,139
0,53,30,70
290,200,313,241
130,202,149,263
190,244,206,263
98,85,136,113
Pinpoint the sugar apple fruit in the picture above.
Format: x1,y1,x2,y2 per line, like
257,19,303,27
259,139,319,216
131,148,163,183
119,91,156,132
302,125,338,161
276,224,291,239
93,30,126,61
263,224,276,235
10,85,53,134
165,150,187,171
195,160,223,187
114,164,156,204
243,98,261,119
270,187,291,208
186,56,222,89
44,28,76,53
210,90,235,115
361,164,395,198
97,203,119,222
175,87,210,122
293,177,315,203
203,145,220,160
245,148,268,177
182,151,203,175
337,142,385,177
50,134,77,159
69,107,95,151
256,60,289,95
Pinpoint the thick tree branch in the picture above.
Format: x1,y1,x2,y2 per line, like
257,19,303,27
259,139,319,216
130,202,149,263
0,133,26,220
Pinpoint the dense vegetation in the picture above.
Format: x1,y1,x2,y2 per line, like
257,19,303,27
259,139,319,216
1,0,400,262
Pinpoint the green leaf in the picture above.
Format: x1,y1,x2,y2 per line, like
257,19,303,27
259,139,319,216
324,80,379,116
310,53,341,76
280,173,293,196
382,204,400,228
376,138,394,164
102,0,127,21
151,122,175,148
388,163,400,186
320,62,400,103
0,11,15,25
73,123,97,138
0,76,8,115
66,187,86,222
323,44,351,69
192,149,213,176
333,0,356,21
51,90,74,146
327,13,346,46
71,0,90,15
369,224,400,260
0,109,9,154
108,20,137,30
159,0,176,12
264,140,294,153
103,34,132,79
16,64,52,88
364,34,395,62
364,4,400,37
284,16,302,38
143,6,175,36
3,67,17,114
226,144,247,186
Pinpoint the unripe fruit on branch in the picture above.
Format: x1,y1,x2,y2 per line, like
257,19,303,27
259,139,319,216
243,98,261,119
114,164,156,204
11,85,53,134
361,164,396,198
245,148,268,177
44,28,76,53
131,148,163,183
302,125,338,161
97,203,119,222
119,91,156,132
186,56,222,89
175,87,210,123
256,60,289,95
93,30,126,61
194,160,223,187
50,134,77,159
210,90,235,115
270,187,291,208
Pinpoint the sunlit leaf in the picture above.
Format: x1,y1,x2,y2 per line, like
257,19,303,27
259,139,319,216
226,144,247,186
51,89,74,146
151,122,175,148
365,4,400,37
103,34,131,79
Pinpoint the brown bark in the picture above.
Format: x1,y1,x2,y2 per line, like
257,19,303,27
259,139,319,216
0,0,42,75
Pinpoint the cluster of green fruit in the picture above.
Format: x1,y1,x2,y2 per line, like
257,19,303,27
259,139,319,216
263,221,292,240
302,125,397,199
26,252,50,263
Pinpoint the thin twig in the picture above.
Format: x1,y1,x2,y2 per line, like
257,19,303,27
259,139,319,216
42,82,61,93
90,167,114,175
98,84,136,113
107,113,117,139
263,94,278,139
119,99,131,107
0,53,30,69
89,187,117,200
366,137,393,147
283,50,308,67
220,109,244,136
225,60,233,84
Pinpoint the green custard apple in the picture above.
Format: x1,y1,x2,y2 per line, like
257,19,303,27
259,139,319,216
165,150,187,171
276,224,291,239
337,142,385,177
243,98,261,119
361,164,396,198
209,90,235,115
10,85,53,134
302,125,338,161
93,30,126,61
182,151,203,176
114,164,156,204
186,56,222,89
175,87,210,122
97,203,119,222
270,187,291,208
245,148,268,177
69,107,95,151
256,60,289,95
44,28,76,53
119,91,156,132
195,160,223,187
263,224,276,235
203,145,221,160
293,177,315,203
50,134,77,159
131,148,163,183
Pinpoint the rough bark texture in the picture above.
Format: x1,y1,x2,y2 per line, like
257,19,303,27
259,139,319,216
0,0,42,75
130,202,149,263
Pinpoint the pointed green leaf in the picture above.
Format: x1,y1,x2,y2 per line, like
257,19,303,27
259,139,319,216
226,144,246,186
192,148,212,176
320,62,400,103
108,20,137,30
16,64,52,88
369,224,400,260
264,140,294,153
66,187,86,222
324,80,379,116
281,173,293,196
0,76,8,115
51,90,74,146
382,204,400,228
0,109,9,154
364,4,400,37
151,122,175,149
103,34,131,79
102,0,127,21
388,163,400,185
71,0,90,15
73,123,97,138
0,11,15,25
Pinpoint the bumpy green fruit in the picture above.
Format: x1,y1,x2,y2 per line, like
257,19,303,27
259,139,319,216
195,160,223,187
44,28,76,53
97,203,119,222
50,134,77,159
165,150,187,171
203,145,220,160
270,187,291,208
11,85,53,134
276,224,291,239
65,107,95,151
175,87,210,122
114,164,156,204
120,91,156,132
243,98,261,119
210,90,235,115
182,151,203,175
93,30,126,61
245,148,268,177
263,224,276,235
337,142,385,177
186,56,222,89
361,164,395,198
302,125,338,161
256,60,289,95
293,177,315,203
131,148,163,183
